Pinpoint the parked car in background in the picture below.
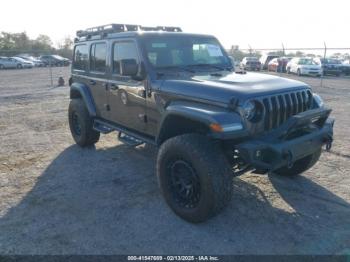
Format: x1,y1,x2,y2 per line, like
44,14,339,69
314,58,342,76
18,56,45,67
240,57,261,71
341,60,350,75
268,57,291,72
40,55,70,66
0,57,23,69
0,57,33,69
11,57,34,68
259,54,279,70
286,57,322,77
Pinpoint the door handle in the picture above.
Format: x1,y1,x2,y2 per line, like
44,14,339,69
110,83,119,90
89,80,96,85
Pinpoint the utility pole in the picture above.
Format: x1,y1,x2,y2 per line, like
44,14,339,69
321,42,327,87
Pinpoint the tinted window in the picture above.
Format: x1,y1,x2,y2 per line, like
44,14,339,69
142,36,230,68
90,43,107,72
73,44,88,70
113,41,139,74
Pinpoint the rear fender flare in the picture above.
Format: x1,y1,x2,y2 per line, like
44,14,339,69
70,82,96,117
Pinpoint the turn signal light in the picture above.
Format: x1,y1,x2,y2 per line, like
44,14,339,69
209,123,223,132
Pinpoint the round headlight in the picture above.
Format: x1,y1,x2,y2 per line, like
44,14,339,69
242,101,256,121
313,93,324,108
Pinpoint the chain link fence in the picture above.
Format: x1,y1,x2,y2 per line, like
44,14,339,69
0,50,71,88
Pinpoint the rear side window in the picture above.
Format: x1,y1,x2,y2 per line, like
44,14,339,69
113,41,139,74
73,44,88,70
90,43,107,72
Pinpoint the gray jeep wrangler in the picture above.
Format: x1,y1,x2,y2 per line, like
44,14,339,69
68,24,334,223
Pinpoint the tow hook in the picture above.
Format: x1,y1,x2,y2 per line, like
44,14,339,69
282,150,294,169
324,135,333,152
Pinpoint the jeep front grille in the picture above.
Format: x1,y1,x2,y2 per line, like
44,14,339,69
262,90,313,131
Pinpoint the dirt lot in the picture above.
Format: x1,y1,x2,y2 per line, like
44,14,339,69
0,67,349,255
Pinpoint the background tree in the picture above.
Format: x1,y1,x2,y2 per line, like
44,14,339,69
0,32,72,57
56,36,73,58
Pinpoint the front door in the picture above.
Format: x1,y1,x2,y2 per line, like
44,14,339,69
107,40,147,132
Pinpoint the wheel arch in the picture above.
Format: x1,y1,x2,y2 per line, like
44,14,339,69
156,101,244,145
156,113,210,145
70,82,97,117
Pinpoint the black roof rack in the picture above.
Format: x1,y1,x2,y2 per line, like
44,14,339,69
75,23,182,41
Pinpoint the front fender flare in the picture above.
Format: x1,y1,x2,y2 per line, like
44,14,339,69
157,101,246,143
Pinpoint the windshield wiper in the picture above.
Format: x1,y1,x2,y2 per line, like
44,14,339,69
156,65,195,73
187,63,232,71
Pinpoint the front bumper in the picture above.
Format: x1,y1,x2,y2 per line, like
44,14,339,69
301,69,322,76
236,108,334,172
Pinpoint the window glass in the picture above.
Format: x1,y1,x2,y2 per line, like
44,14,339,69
90,43,107,72
73,44,88,70
142,36,230,68
298,58,316,65
113,42,138,74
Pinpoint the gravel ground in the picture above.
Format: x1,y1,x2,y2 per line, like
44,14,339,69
0,67,349,255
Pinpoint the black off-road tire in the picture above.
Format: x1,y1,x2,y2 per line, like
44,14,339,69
68,99,100,147
273,148,322,177
157,134,233,223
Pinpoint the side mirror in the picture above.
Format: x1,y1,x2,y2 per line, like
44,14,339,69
120,59,138,76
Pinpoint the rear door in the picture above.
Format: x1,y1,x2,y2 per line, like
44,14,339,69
7,58,18,68
88,42,110,119
106,39,147,132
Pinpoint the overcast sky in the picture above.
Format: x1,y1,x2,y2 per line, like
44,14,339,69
1,0,349,50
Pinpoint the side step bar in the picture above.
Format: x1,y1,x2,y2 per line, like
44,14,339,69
118,132,143,146
93,119,156,146
93,121,113,134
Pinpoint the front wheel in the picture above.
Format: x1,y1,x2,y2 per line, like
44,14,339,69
273,148,322,177
157,134,233,223
68,99,100,147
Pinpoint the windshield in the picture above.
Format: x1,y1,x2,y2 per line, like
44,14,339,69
13,57,26,62
299,58,317,65
52,55,64,60
246,57,258,61
141,35,231,70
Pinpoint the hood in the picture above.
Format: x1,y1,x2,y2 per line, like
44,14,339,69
160,72,310,105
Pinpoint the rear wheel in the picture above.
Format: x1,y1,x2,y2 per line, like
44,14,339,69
68,99,100,147
157,134,233,223
273,148,322,177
